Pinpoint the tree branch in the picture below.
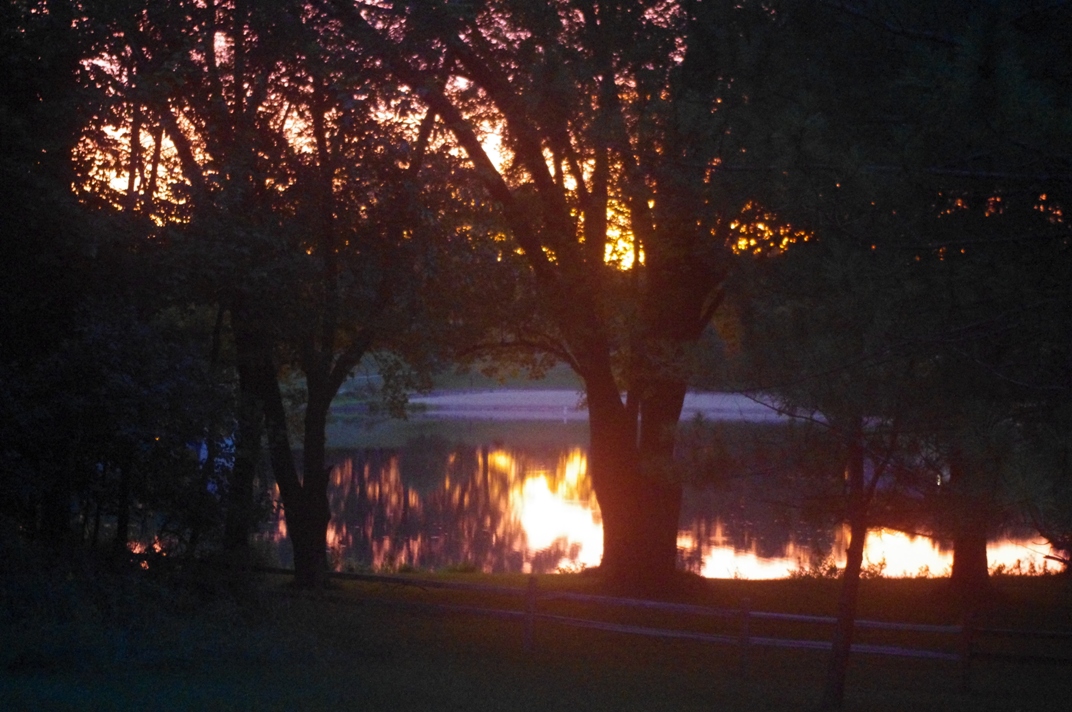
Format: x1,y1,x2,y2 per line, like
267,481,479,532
155,101,207,199
321,0,559,281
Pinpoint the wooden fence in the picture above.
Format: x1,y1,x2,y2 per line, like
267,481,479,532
259,567,1072,690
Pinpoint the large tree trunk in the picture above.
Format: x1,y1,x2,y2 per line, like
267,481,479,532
820,437,868,711
590,427,683,593
287,496,329,588
585,369,685,594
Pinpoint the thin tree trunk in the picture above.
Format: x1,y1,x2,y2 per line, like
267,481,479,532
229,312,307,583
188,435,219,557
112,448,134,558
951,531,990,603
290,379,335,588
232,334,330,588
91,498,102,550
251,353,312,584
820,436,868,711
125,104,142,213
948,457,991,606
143,121,163,216
225,349,265,554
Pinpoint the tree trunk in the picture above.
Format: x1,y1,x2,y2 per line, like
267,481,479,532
951,531,990,604
38,474,73,546
287,499,329,588
294,385,334,588
820,437,868,711
224,364,263,554
110,445,136,558
592,434,683,594
948,457,991,606
586,371,684,595
190,433,220,557
256,362,325,587
230,317,322,584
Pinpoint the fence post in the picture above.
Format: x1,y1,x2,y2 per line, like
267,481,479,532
523,574,538,653
959,611,975,693
739,597,751,679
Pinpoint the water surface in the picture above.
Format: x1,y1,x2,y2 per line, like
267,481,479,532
263,426,1058,578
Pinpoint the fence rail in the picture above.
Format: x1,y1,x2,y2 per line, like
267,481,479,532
256,567,1071,684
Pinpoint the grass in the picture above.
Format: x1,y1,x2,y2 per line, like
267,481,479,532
4,557,1071,711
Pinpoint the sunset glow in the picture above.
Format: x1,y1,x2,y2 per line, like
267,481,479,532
729,201,811,256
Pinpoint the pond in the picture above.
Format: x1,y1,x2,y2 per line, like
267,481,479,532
259,391,1060,579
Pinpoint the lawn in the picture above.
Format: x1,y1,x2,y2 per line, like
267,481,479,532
3,563,1070,711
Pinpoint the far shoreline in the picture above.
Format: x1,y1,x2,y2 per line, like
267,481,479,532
394,388,787,423
326,388,790,449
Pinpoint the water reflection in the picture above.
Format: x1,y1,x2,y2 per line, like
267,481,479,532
261,438,1059,578
686,525,1058,579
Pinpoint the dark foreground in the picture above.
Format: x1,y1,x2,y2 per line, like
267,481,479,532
2,557,1070,711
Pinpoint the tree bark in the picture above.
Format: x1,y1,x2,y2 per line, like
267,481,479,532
258,363,325,588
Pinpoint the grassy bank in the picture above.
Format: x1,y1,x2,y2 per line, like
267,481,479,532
4,559,1070,711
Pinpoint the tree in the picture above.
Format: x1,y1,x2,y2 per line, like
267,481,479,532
728,1,1072,708
0,0,85,540
0,2,235,557
322,0,804,592
74,0,508,585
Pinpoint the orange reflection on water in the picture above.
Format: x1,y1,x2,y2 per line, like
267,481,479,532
682,531,805,579
855,528,1057,578
858,528,952,577
262,445,1062,578
495,448,602,571
691,525,1059,579
982,539,1059,575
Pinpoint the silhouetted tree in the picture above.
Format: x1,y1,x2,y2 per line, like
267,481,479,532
323,0,807,592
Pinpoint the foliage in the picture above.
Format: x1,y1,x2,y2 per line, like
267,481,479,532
731,0,1072,558
0,1,236,553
